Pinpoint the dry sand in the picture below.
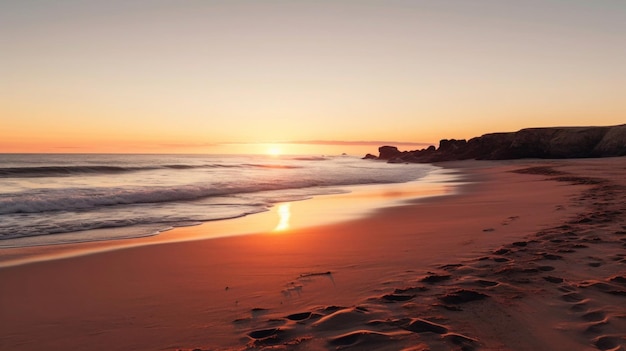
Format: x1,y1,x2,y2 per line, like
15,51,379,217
0,158,625,350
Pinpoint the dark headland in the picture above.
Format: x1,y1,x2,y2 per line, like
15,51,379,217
365,124,626,162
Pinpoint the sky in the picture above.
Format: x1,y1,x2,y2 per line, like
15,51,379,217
1,0,625,155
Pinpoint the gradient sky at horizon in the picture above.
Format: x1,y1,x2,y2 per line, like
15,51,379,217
2,0,625,154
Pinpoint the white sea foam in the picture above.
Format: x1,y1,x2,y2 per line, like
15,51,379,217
0,154,438,244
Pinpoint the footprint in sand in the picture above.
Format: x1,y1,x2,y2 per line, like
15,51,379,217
443,333,480,349
420,273,451,284
404,318,448,334
501,215,520,225
439,289,489,304
247,327,281,339
540,252,564,260
587,256,605,267
609,275,626,286
394,286,429,294
585,320,609,335
561,292,587,303
578,280,626,296
381,293,416,302
582,310,607,322
543,276,564,283
328,330,405,348
569,300,591,312
475,279,499,287
593,335,626,351
493,247,511,255
285,311,314,321
538,265,555,272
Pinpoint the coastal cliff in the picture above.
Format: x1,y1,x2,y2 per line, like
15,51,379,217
366,124,626,162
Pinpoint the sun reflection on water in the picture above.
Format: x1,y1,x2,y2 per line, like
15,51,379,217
274,203,291,231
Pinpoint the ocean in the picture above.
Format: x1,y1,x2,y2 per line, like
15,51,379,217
0,153,443,248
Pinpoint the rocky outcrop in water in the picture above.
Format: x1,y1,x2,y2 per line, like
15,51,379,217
366,125,626,163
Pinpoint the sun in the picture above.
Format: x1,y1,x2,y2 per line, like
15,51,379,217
267,145,282,156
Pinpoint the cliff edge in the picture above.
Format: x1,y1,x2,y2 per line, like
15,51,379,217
368,124,626,163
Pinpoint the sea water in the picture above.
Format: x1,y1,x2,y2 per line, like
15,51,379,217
0,154,439,247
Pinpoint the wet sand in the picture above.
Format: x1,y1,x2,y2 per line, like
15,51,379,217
1,158,625,350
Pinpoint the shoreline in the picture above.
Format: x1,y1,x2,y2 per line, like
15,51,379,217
1,158,625,350
0,165,462,268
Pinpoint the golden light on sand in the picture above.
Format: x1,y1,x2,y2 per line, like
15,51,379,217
274,203,291,231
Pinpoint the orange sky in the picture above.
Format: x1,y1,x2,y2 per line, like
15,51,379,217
2,1,625,155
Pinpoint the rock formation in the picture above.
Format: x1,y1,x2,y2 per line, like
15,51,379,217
365,125,626,163
377,146,403,160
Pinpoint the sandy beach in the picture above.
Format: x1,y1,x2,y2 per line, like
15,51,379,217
1,158,625,351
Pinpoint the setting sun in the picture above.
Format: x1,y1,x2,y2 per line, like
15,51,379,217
267,146,282,156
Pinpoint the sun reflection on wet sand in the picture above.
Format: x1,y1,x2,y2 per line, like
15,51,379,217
274,203,291,231
0,169,462,267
